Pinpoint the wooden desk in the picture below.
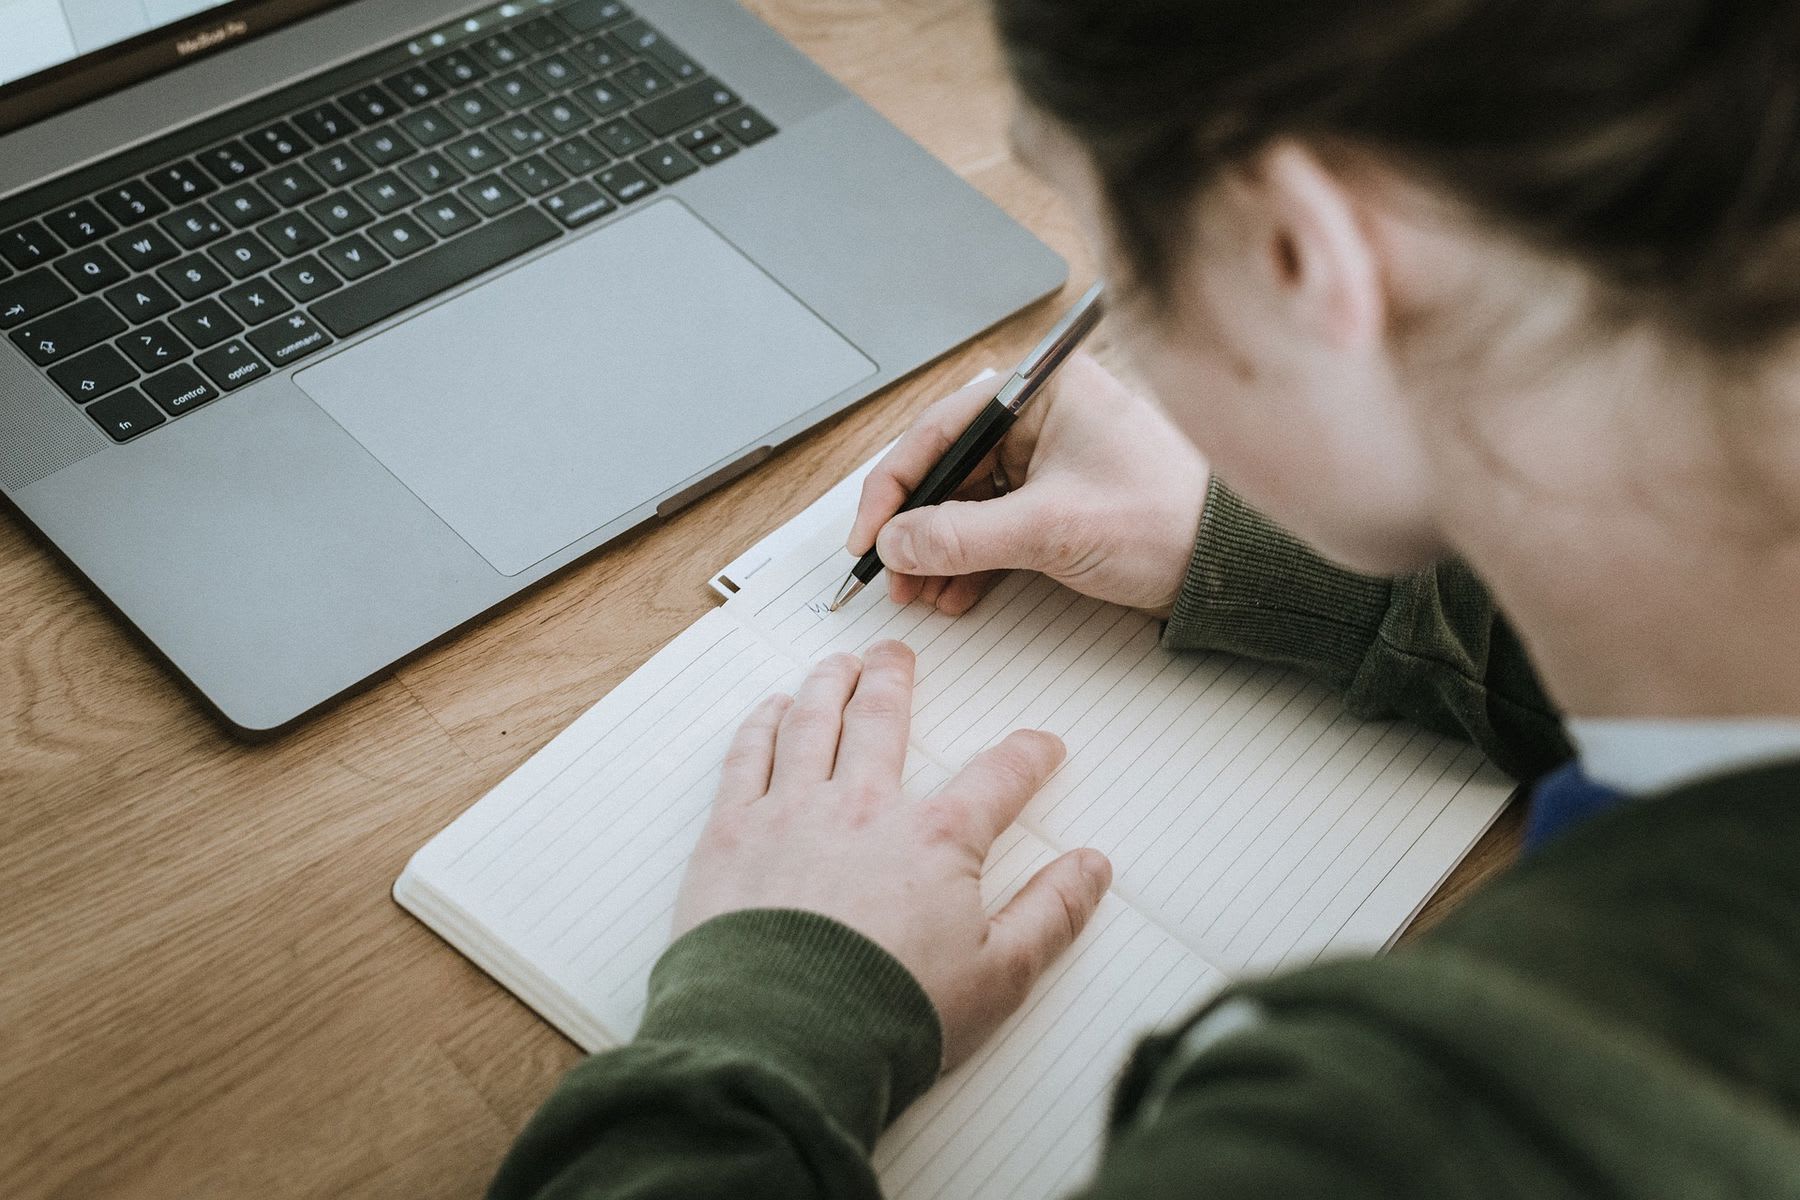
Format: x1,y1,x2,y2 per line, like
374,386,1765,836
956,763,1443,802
0,3,1519,1195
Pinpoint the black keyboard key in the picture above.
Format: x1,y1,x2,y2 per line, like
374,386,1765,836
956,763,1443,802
516,16,566,53
399,151,465,195
0,268,74,328
591,117,650,157
170,300,243,349
258,164,326,206
271,255,343,301
459,175,524,217
53,247,128,294
675,124,721,150
319,235,388,281
533,98,590,137
219,277,294,325
608,17,663,54
416,194,480,238
195,340,269,390
257,213,328,256
351,125,415,168
106,225,180,272
429,51,488,89
570,38,624,74
636,143,699,184
161,205,228,249
199,140,265,185
492,114,550,154
307,145,373,187
548,134,607,176
617,61,673,99
12,298,126,365
49,344,137,402
399,106,460,147
88,388,164,441
445,90,500,129
561,0,629,32
142,362,218,415
312,207,556,337
210,232,280,279
446,133,506,173
531,53,584,90
634,78,738,137
366,215,433,260
575,80,628,118
343,84,403,124
476,33,527,71
159,253,233,300
210,182,278,228
102,276,179,323
692,138,738,165
503,154,566,197
385,67,446,106
294,101,358,144
148,160,217,203
596,160,657,204
247,121,311,163
44,201,116,248
2,222,61,269
488,72,544,108
542,180,616,227
640,35,700,83
117,321,189,371
354,171,422,216
249,311,333,367
720,106,777,146
94,181,169,228
306,193,376,236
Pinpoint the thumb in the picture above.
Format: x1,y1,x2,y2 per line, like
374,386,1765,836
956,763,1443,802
876,490,1057,577
984,849,1111,1005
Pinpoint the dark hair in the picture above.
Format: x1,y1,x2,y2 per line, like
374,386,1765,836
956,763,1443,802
994,0,1800,349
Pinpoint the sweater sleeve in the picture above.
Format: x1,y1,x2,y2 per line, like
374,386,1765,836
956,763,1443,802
1163,479,1570,781
486,909,942,1200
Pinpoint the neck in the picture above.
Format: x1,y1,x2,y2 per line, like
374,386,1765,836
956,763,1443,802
1433,324,1800,720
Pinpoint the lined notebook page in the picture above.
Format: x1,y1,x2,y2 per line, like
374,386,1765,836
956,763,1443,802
731,523,1513,975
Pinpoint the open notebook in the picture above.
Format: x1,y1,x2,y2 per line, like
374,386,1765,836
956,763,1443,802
397,454,1515,1199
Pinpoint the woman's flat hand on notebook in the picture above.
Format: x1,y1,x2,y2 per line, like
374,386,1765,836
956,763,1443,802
673,641,1113,1069
849,353,1210,617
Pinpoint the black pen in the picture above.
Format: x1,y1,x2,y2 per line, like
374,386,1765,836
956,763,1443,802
829,281,1106,612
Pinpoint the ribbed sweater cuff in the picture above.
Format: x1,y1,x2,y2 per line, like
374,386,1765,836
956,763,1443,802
1163,479,1394,689
638,908,943,1148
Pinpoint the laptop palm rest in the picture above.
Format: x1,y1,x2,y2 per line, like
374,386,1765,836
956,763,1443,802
294,200,875,577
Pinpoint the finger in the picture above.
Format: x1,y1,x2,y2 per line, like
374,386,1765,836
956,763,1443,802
716,693,791,804
917,575,948,609
888,571,925,606
834,640,916,784
875,489,1061,578
936,571,1004,616
769,653,862,789
849,377,1009,555
984,848,1111,1000
940,729,1067,848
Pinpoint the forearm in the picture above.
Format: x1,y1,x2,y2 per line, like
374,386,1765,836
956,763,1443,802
488,910,939,1200
1163,479,1569,780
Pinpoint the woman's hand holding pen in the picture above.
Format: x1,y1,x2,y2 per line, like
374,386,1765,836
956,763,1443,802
848,353,1212,616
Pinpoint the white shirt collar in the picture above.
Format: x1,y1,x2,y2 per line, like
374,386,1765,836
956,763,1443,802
1566,718,1800,796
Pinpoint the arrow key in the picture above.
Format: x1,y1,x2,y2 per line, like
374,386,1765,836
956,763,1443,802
49,344,138,402
87,387,165,442
0,268,76,329
10,298,125,365
116,320,191,371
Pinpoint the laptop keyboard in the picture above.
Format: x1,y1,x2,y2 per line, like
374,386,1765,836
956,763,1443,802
0,0,779,444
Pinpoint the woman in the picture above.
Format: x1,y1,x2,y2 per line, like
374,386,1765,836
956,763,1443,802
490,0,1800,1194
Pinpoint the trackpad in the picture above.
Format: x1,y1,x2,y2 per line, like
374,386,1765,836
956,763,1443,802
295,200,875,576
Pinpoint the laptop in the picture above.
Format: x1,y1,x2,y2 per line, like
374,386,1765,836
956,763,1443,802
0,0,1065,735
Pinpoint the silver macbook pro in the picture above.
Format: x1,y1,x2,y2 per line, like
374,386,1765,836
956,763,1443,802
0,0,1064,733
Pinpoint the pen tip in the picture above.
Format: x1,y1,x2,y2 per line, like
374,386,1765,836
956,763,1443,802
829,576,865,613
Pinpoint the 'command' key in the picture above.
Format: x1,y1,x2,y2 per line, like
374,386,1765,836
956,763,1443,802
248,311,332,368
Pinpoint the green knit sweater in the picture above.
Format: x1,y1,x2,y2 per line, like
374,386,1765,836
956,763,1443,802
486,482,1800,1199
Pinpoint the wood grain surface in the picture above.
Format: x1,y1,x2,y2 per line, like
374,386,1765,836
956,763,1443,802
0,3,1518,1196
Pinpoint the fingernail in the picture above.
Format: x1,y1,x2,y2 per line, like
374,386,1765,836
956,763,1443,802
1080,850,1112,896
877,522,912,571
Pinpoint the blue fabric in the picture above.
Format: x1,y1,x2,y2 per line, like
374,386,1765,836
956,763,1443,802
1523,761,1627,853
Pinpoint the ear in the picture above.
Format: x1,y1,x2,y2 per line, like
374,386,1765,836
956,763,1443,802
1251,141,1384,349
